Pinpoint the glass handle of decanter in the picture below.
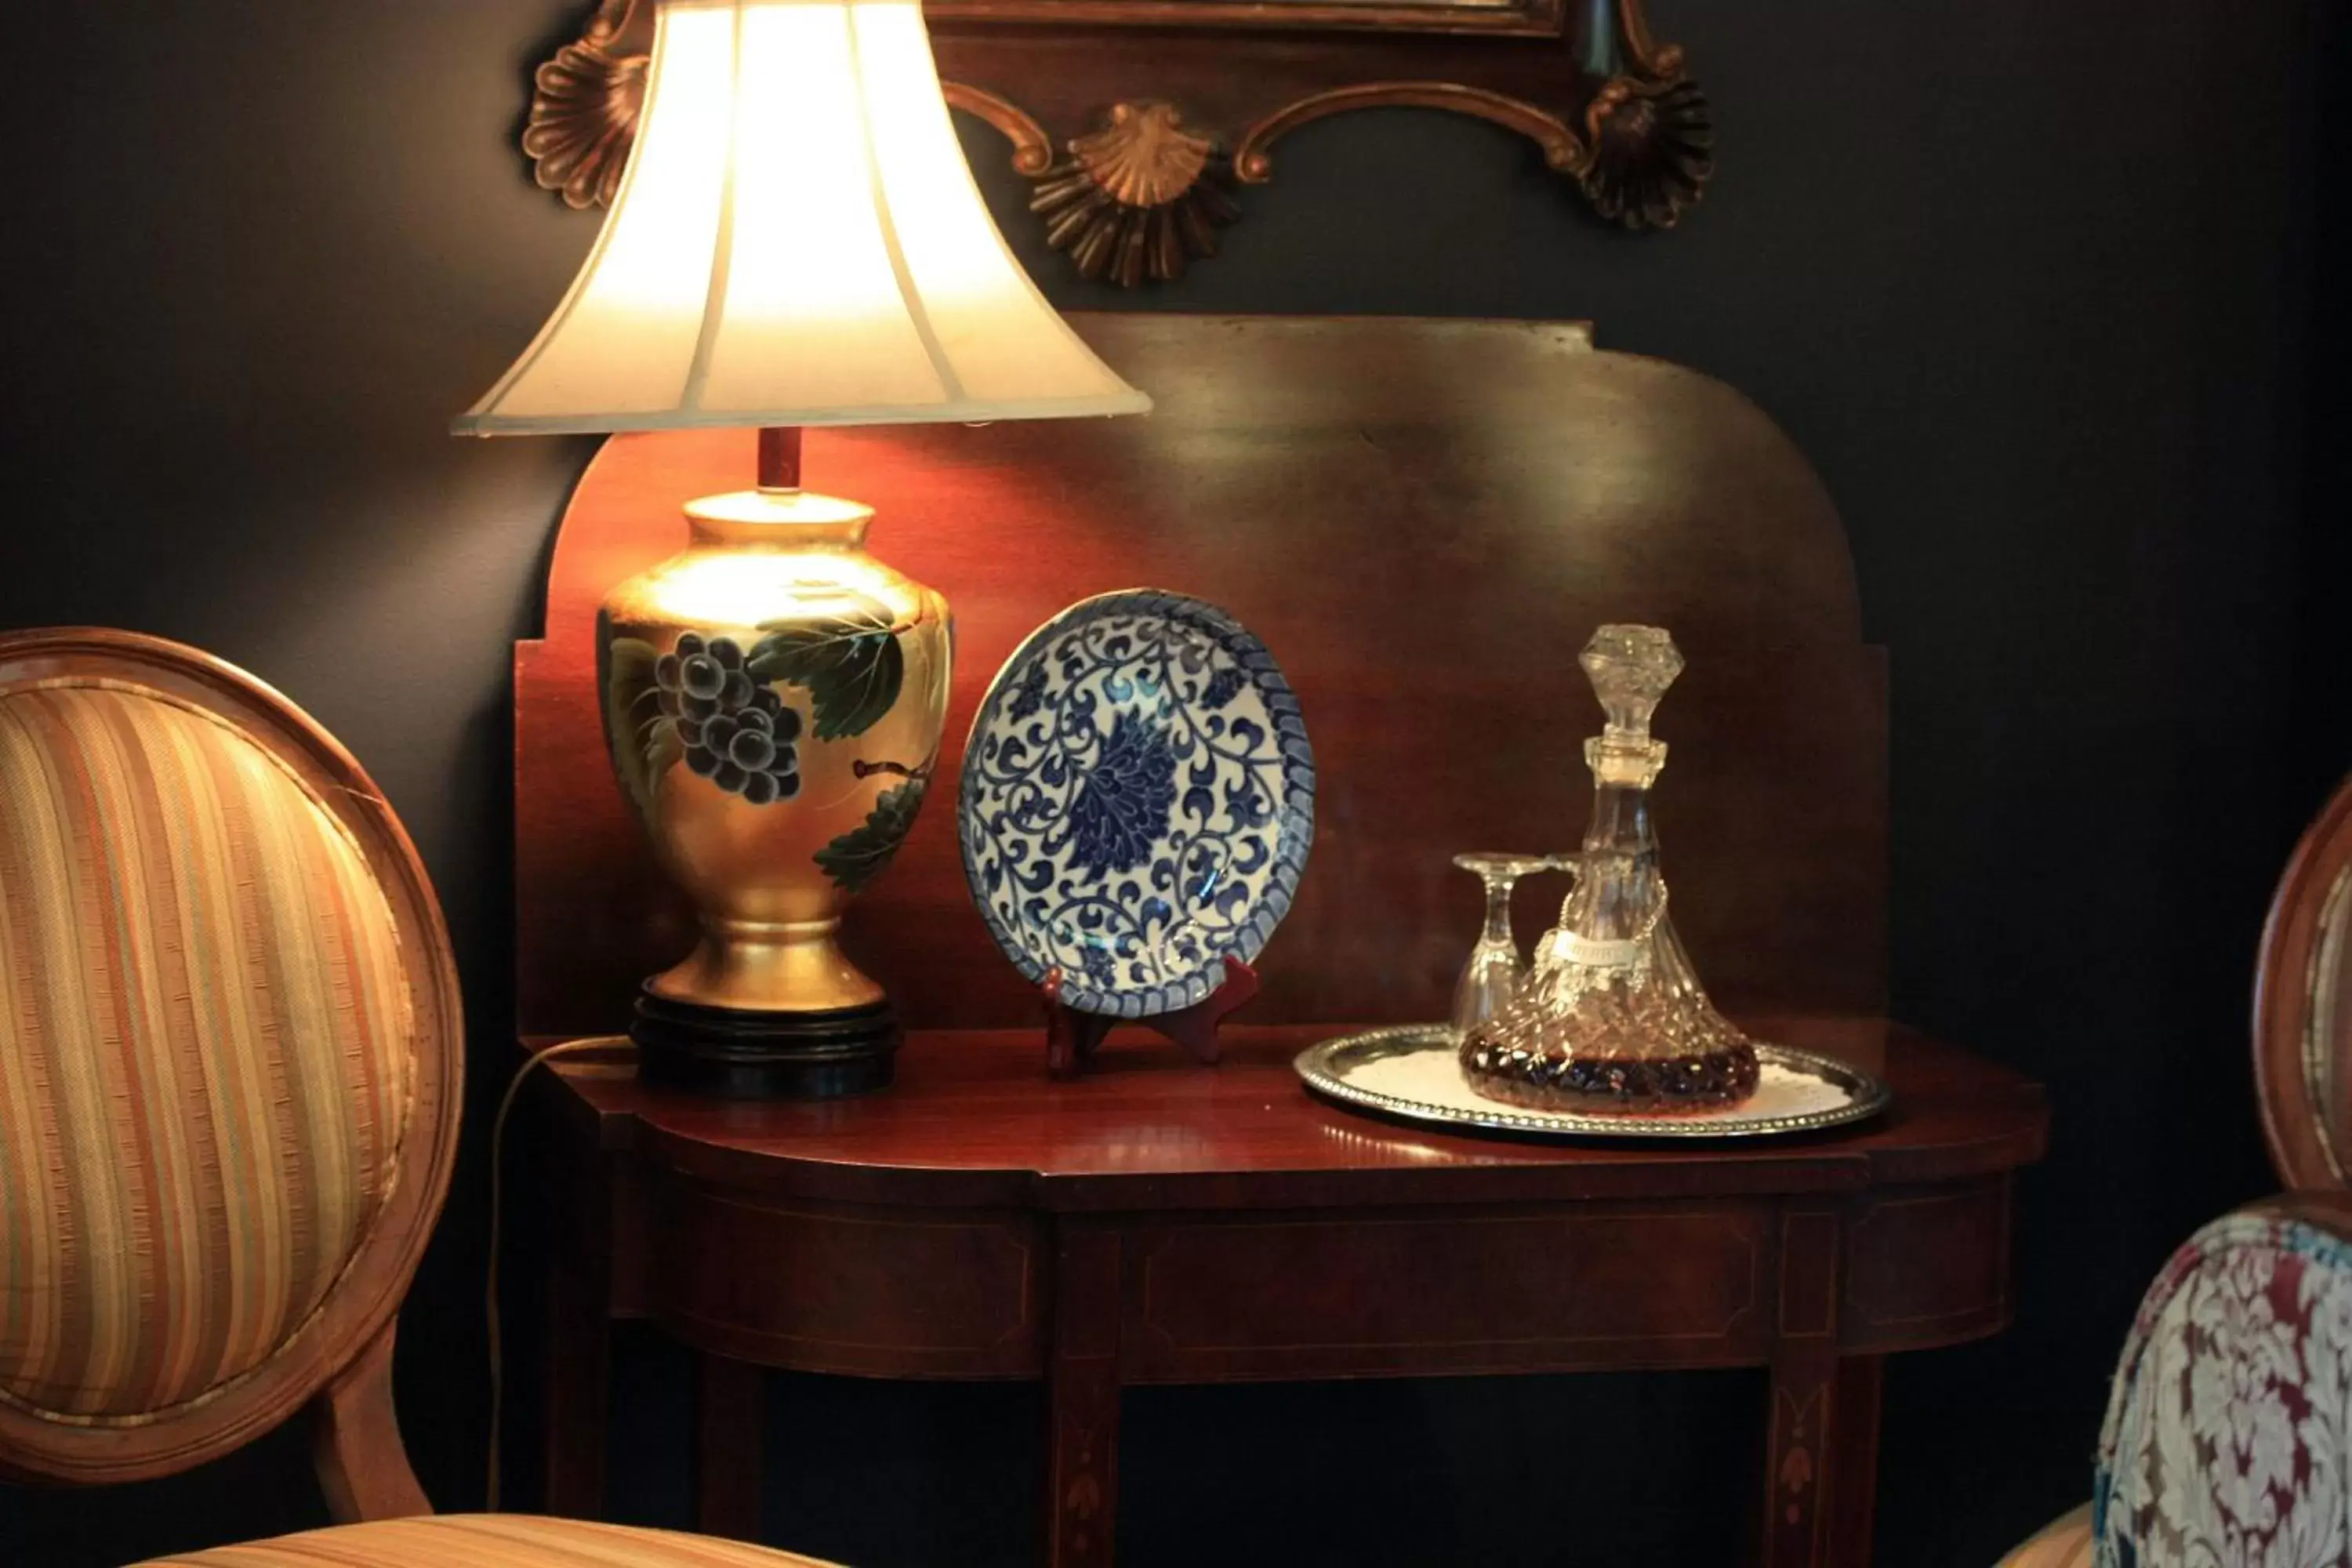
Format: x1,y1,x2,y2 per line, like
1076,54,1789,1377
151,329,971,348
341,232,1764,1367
1632,878,1669,943
1544,855,1582,924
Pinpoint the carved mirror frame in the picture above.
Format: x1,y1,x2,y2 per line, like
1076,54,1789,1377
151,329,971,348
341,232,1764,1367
524,0,1711,287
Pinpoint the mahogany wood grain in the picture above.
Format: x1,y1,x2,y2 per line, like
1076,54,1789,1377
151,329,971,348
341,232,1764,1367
1824,1356,1885,1566
1842,1178,2016,1354
1045,1224,1123,1568
534,1020,2038,1213
1120,1200,1777,1380
1762,1207,1842,1568
529,1020,2045,1565
648,1185,1045,1378
517,316,1885,1045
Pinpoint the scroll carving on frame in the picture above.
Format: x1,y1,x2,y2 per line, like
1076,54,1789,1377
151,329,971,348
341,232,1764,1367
523,0,1712,288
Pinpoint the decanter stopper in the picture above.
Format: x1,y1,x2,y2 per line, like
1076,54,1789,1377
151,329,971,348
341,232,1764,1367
1457,624,1761,1116
1580,624,1681,788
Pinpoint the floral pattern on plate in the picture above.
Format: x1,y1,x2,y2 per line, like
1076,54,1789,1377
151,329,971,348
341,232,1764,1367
959,590,1315,1019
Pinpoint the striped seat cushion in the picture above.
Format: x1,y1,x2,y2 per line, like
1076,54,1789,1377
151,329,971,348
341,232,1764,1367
135,1515,843,1566
0,681,417,1421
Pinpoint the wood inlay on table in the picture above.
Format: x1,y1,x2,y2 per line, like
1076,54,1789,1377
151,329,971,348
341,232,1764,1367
530,1017,2045,1567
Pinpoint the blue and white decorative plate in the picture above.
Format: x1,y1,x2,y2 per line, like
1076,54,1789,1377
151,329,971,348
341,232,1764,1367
959,590,1316,1019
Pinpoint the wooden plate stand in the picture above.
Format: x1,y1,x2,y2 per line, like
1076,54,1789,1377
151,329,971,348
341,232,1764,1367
1043,954,1260,1077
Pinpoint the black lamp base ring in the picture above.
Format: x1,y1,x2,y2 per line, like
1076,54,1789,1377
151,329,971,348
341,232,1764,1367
630,987,899,1099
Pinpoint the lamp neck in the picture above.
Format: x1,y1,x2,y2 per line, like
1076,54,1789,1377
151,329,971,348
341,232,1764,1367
757,426,803,493
684,487,873,550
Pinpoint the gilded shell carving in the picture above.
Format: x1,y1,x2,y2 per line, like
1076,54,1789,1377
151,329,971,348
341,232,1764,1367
511,0,1719,275
522,7,651,212
1578,76,1714,231
1073,102,1213,209
1029,103,1239,289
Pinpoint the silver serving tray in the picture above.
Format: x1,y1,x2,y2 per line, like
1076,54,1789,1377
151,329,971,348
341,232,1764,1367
1294,1024,1893,1140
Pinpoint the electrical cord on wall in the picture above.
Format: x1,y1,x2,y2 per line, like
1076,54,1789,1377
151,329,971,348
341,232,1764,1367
483,1037,614,1511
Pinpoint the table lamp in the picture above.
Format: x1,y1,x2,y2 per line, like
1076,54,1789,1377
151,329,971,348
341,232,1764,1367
459,0,1149,1098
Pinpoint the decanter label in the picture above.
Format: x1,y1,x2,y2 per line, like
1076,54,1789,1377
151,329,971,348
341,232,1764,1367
1561,934,1642,969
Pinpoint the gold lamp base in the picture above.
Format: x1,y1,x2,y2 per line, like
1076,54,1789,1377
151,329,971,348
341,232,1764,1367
596,442,951,1098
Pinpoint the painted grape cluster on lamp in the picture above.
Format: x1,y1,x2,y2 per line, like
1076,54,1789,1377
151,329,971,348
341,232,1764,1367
463,0,1149,1098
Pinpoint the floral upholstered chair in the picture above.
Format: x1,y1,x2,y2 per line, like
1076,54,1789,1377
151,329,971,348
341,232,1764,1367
2002,774,2352,1566
0,630,838,1567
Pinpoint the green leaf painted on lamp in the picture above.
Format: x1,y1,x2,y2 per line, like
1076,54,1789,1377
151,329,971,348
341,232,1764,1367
815,779,927,894
746,590,906,740
602,633,681,817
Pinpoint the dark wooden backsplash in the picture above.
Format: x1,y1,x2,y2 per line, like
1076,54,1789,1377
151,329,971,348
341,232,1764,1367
516,314,1885,1036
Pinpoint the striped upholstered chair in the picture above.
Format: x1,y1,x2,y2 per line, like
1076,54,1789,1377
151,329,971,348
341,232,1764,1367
0,630,836,1566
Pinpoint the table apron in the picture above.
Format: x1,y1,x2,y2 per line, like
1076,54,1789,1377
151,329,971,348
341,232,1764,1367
1840,1174,2015,1353
1116,1198,1778,1381
644,1173,1049,1378
633,1171,2016,1381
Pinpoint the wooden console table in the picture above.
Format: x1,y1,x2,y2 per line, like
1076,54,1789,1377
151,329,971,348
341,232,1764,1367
512,318,2038,1564
531,1016,2045,1567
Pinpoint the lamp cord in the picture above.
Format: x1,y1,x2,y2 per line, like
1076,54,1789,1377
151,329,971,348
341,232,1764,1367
484,1038,611,1512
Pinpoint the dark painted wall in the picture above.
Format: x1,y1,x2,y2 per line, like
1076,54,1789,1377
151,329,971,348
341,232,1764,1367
0,2,2338,1564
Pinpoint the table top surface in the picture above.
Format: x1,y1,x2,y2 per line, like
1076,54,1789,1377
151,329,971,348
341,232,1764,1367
531,1017,2047,1211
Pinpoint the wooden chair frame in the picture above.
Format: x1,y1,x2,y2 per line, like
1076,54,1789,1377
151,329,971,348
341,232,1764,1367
0,629,463,1522
2256,771,2352,1191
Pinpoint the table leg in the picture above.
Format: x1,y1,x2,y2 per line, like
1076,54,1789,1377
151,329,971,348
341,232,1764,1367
545,1254,610,1519
1046,1224,1123,1568
1759,1208,1846,1568
1761,1345,1842,1566
696,1353,766,1541
1824,1356,1883,1566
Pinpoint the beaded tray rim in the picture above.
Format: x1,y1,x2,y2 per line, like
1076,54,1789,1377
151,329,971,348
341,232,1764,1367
1294,1023,1894,1141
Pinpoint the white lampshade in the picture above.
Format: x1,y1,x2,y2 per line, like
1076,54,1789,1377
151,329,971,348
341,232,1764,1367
457,0,1149,434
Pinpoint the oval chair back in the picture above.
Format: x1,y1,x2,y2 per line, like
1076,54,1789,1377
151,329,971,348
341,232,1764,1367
0,629,461,1516
2257,774,2352,1191
2022,772,2352,1566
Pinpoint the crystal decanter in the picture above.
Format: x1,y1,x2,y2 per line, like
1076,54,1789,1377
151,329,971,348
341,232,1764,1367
1458,625,1761,1116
